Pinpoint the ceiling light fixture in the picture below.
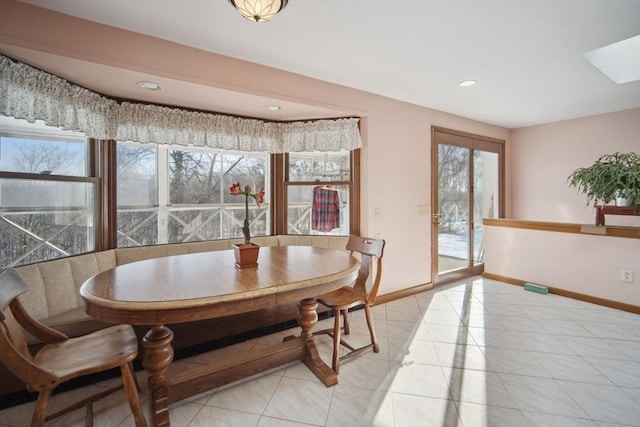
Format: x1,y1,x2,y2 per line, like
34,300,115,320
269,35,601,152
265,105,282,111
458,80,477,87
136,81,162,91
227,0,289,23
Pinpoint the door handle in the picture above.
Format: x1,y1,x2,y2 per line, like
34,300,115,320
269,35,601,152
432,214,441,225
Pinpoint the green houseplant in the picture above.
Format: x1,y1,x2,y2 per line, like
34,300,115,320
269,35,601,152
567,152,640,208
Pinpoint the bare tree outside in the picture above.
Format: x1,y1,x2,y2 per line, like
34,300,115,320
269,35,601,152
170,150,222,204
116,143,268,247
438,144,469,234
14,140,84,176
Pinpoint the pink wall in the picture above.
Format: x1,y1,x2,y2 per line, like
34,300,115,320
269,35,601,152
363,102,511,292
503,109,640,304
511,109,640,226
485,226,640,306
0,0,512,295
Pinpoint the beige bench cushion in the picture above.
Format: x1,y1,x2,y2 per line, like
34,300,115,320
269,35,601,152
278,235,348,249
14,236,349,340
246,236,279,247
15,250,116,321
115,240,233,265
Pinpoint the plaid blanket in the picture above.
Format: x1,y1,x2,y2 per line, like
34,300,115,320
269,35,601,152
312,186,340,232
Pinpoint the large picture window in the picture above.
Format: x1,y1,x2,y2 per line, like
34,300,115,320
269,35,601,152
116,142,269,247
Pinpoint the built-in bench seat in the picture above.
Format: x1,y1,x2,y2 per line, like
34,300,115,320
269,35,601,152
2,235,349,402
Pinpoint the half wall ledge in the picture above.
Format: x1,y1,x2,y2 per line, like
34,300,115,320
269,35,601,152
483,218,640,312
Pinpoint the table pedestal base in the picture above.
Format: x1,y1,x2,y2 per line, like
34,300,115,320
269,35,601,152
142,298,336,426
142,326,174,427
295,296,338,386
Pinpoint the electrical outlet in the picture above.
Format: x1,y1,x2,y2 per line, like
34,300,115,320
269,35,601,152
621,270,633,283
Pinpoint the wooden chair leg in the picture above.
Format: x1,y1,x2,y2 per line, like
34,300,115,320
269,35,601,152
364,304,379,353
332,309,342,374
342,309,350,335
130,361,142,392
121,362,148,427
85,402,93,427
31,389,51,427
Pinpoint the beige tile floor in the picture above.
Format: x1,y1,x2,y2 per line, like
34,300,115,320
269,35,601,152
1,276,639,426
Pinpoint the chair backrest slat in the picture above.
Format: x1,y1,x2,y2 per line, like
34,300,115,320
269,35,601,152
346,235,385,303
1,267,62,391
0,268,35,365
0,268,28,320
346,236,384,259
1,303,33,362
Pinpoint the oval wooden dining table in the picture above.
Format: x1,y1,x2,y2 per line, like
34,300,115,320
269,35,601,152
80,245,359,427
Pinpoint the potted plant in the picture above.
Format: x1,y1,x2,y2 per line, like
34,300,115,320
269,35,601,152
568,152,640,208
229,182,265,268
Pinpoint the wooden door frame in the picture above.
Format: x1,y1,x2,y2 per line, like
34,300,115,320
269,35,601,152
431,126,505,284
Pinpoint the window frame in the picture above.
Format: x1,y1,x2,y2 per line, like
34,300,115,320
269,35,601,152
114,142,273,248
0,125,102,267
0,117,361,267
272,149,360,236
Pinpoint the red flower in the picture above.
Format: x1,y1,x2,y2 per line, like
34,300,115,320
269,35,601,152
229,182,243,196
256,187,265,207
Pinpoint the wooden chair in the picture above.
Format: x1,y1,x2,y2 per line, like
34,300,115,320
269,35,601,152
314,235,385,374
0,267,147,427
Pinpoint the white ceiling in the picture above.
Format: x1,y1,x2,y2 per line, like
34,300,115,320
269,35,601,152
11,0,640,129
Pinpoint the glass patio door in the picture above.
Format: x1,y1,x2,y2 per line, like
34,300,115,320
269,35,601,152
432,128,503,283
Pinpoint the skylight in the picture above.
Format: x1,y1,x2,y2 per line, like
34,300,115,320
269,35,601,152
584,35,640,84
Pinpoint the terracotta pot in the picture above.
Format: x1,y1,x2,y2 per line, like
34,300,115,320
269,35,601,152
233,243,260,268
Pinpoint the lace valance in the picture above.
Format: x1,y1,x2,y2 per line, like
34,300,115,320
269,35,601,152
0,55,361,152
0,55,117,139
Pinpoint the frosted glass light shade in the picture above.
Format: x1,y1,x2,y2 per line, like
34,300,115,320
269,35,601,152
227,0,289,22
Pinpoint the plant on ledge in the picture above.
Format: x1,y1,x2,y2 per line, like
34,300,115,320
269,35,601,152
567,152,640,208
229,182,265,245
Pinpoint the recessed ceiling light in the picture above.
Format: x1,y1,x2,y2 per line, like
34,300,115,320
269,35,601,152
136,81,163,91
265,105,282,111
458,80,477,87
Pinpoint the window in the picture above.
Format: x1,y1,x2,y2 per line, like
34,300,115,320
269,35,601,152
116,142,269,247
116,143,158,246
0,117,97,267
285,150,353,235
0,116,359,268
